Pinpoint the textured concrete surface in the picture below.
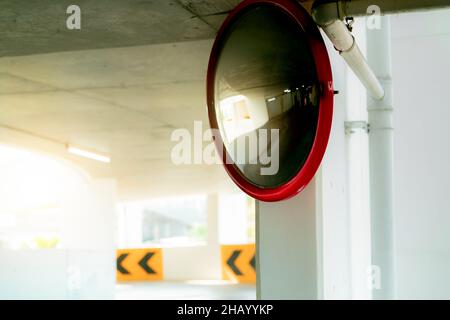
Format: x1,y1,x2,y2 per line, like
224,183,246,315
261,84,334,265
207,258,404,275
0,39,237,199
0,0,315,58
0,0,242,57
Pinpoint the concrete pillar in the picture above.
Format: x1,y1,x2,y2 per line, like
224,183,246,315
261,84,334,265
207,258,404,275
256,180,320,299
207,193,219,247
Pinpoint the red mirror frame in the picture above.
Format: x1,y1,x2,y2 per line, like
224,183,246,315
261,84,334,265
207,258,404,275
206,0,334,202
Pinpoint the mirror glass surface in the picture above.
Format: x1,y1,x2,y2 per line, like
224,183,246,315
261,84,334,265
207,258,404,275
214,5,320,188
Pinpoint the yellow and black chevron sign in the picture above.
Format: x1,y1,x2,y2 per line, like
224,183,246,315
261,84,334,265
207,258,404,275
116,248,163,281
221,244,256,283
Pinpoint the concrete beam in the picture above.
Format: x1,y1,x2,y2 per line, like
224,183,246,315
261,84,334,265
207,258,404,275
0,0,224,57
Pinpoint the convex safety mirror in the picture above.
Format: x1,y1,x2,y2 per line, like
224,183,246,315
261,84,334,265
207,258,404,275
207,0,334,202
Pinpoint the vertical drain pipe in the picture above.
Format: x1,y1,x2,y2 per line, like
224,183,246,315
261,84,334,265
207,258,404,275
366,16,395,300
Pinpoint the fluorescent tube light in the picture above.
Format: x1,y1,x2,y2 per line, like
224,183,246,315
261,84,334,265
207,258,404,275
67,146,111,163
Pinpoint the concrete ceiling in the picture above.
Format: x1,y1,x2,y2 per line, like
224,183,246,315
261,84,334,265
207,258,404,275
0,0,241,57
0,40,239,200
0,0,314,200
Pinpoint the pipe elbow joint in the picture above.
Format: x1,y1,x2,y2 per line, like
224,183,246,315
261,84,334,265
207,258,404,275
311,0,345,26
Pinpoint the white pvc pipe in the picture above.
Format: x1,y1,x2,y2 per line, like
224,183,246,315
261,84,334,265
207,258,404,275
366,16,395,300
320,19,354,51
321,20,384,100
341,45,385,100
313,0,450,101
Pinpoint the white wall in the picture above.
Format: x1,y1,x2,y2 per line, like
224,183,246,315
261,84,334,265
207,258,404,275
163,194,222,280
0,148,117,299
0,249,113,299
391,9,450,299
318,33,353,300
164,246,221,280
346,18,373,300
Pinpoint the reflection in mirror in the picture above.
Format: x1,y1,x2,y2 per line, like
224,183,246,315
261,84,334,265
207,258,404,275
214,5,320,188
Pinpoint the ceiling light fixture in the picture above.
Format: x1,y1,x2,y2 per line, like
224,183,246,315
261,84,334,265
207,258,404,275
67,145,111,163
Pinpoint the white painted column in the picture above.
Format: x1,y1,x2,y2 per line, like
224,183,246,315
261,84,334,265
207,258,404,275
163,193,222,281
256,180,320,299
207,193,219,247
366,16,395,300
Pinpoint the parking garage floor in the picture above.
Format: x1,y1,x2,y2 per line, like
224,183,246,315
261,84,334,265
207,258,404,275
115,281,256,300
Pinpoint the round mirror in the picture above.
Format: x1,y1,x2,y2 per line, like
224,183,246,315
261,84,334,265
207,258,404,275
207,0,333,202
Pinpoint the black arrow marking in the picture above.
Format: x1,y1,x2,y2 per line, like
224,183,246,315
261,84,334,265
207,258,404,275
139,252,156,274
250,254,256,271
117,253,130,275
227,250,243,276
